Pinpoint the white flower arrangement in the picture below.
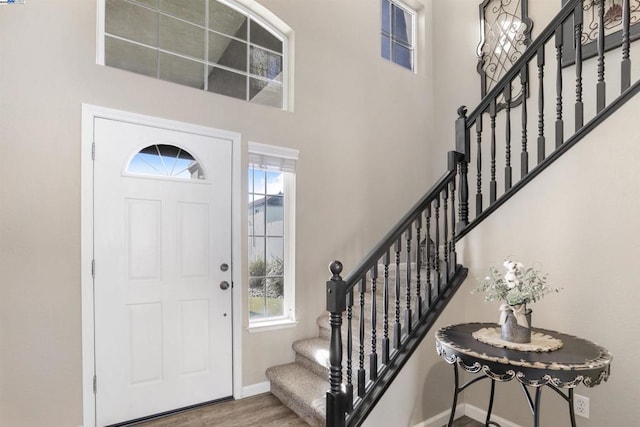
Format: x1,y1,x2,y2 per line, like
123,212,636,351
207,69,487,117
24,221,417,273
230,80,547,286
473,259,560,306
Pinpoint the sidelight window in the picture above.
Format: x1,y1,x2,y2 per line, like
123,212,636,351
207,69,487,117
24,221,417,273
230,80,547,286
248,142,298,328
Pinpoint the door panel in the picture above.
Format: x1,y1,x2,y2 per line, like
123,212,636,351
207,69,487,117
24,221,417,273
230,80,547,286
94,118,233,426
178,202,209,278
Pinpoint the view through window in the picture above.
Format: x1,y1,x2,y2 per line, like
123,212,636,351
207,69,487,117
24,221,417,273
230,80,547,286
248,168,285,319
127,144,205,180
248,143,297,324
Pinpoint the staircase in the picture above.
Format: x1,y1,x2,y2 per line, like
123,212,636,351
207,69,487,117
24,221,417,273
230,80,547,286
266,264,430,426
265,0,640,425
265,312,342,426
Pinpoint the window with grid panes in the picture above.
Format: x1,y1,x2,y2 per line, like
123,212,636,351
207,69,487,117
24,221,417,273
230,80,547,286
381,0,416,71
248,142,297,325
102,0,286,108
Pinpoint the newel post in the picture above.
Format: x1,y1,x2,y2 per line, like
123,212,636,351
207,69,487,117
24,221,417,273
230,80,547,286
326,261,347,427
455,106,470,233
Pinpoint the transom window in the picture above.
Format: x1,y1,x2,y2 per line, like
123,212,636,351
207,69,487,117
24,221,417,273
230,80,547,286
381,0,416,71
127,144,205,179
102,0,286,108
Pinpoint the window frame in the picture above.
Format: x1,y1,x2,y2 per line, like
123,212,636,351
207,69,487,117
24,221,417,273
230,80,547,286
381,0,417,72
96,0,290,110
247,142,298,331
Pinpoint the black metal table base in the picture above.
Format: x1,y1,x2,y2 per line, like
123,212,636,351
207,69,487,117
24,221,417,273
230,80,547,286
446,363,577,427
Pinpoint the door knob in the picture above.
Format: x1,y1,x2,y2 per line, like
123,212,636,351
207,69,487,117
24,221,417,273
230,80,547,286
220,281,230,290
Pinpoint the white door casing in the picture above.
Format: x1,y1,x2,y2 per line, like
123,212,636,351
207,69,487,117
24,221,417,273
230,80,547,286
81,105,242,426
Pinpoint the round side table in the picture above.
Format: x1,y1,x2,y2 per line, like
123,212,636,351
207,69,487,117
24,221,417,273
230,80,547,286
435,323,612,427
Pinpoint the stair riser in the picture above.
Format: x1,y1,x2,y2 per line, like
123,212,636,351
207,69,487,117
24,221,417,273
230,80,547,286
295,353,327,379
295,337,388,380
270,382,324,427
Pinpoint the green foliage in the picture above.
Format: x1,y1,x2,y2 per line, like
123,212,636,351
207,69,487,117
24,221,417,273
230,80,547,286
267,256,284,296
249,256,266,277
248,255,284,297
268,256,284,277
473,260,561,306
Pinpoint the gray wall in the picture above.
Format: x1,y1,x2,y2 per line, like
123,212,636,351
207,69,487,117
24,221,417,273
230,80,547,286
366,94,640,427
367,0,640,425
0,0,434,425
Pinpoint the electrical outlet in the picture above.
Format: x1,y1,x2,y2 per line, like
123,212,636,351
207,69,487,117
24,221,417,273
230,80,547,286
574,394,590,418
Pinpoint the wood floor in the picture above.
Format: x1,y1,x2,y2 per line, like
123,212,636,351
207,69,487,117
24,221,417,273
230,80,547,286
124,392,482,427
448,416,484,427
131,393,307,427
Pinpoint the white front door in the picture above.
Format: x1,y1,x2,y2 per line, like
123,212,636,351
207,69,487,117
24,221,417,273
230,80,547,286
93,118,233,426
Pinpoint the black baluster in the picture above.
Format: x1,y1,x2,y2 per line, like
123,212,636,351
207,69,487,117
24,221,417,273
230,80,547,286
596,0,606,112
537,46,545,164
621,0,631,91
369,265,378,381
382,250,390,365
476,116,483,217
425,208,432,306
442,188,449,283
357,276,366,397
575,3,584,131
504,83,512,191
455,106,469,230
490,99,497,204
521,67,529,178
448,154,457,276
393,238,401,350
433,197,441,293
345,289,353,412
404,227,412,333
555,26,564,148
414,217,423,317
326,261,346,427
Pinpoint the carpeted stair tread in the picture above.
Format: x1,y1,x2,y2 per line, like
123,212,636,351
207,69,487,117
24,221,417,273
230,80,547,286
293,337,330,378
265,265,450,425
266,363,327,427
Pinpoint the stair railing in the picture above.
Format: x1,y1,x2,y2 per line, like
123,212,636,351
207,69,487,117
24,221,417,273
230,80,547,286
456,0,640,239
326,0,640,425
326,152,469,426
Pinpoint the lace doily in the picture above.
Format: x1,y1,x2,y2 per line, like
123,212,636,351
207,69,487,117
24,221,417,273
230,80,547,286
472,327,564,352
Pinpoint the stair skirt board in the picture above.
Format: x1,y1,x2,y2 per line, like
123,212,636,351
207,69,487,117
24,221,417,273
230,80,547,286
413,404,524,427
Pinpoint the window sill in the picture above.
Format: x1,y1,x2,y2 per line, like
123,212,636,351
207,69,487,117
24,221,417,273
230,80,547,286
247,318,298,333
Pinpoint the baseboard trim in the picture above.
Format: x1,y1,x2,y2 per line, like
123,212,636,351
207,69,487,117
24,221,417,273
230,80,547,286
464,404,524,427
413,404,464,427
241,381,271,398
412,403,523,427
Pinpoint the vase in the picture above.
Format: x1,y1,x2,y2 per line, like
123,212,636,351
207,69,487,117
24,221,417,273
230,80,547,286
501,305,532,343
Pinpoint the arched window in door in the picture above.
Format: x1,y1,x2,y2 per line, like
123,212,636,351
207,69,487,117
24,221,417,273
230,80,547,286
127,144,205,180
